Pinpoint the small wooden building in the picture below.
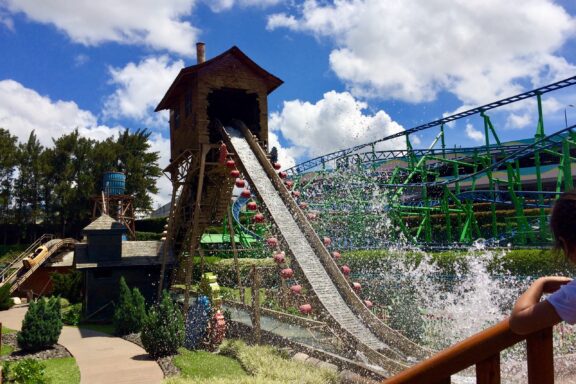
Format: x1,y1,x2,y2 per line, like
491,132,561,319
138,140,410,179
155,44,283,161
75,214,172,320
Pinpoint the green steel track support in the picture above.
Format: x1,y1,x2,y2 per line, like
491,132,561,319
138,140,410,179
442,187,452,243
563,139,574,191
535,93,546,239
482,113,498,239
440,124,446,160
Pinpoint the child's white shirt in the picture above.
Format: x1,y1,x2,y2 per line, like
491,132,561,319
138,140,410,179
547,279,576,324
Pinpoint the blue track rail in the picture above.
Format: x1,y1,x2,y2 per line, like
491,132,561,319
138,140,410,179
231,195,262,240
286,75,576,176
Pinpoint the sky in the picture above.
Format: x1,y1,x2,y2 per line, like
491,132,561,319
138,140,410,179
0,0,575,208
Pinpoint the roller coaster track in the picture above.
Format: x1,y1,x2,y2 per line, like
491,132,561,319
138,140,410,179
373,124,575,188
0,234,54,283
0,238,76,294
286,75,576,176
231,195,262,241
220,121,430,376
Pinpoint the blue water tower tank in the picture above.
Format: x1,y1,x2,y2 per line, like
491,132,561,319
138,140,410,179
103,171,126,196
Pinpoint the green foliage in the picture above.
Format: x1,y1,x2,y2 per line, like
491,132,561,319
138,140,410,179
489,249,576,277
173,347,247,379
219,340,339,384
141,291,185,358
0,282,15,310
208,258,276,288
43,357,80,384
135,231,162,241
113,277,147,336
3,358,47,384
61,303,82,326
51,271,83,304
18,297,63,351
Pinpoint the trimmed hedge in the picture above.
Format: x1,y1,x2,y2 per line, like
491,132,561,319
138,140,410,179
340,248,576,278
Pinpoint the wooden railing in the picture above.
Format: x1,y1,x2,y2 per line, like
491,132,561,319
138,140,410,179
383,317,554,384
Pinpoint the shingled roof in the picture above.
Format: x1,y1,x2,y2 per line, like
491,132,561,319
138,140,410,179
83,214,126,232
155,46,283,112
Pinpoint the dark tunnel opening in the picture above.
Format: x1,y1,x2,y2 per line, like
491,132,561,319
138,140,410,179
207,88,261,144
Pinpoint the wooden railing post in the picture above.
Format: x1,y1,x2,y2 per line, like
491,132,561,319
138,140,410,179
476,353,500,384
527,326,554,384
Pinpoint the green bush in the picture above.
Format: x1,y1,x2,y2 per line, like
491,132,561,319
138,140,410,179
18,297,63,351
51,271,82,304
3,358,47,383
113,277,147,336
135,231,163,241
141,291,185,358
208,258,276,288
61,303,82,326
0,282,15,310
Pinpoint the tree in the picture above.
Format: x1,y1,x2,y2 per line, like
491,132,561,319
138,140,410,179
0,282,14,310
51,271,83,304
17,297,63,351
0,129,18,243
141,291,184,358
113,277,147,336
13,131,44,237
43,130,96,235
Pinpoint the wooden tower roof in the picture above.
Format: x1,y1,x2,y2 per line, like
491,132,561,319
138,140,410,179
155,46,283,112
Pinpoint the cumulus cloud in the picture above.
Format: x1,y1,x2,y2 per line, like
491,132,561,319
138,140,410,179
268,0,576,105
0,79,172,206
465,123,484,143
206,0,281,12
0,79,121,146
104,55,184,127
2,0,200,56
269,90,405,162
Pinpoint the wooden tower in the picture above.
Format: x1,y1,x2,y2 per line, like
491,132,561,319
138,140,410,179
155,44,283,294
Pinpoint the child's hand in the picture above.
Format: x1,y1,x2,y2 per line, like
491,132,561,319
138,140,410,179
538,276,572,293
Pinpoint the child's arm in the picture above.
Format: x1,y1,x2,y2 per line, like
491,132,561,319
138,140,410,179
509,276,571,335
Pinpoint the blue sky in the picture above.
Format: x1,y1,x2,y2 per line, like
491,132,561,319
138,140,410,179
0,0,575,207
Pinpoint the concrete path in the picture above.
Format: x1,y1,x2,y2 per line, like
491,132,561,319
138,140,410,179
0,306,164,384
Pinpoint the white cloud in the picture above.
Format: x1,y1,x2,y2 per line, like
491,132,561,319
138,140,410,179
268,0,576,105
465,123,484,143
0,12,13,31
2,0,200,56
269,90,405,161
73,54,90,67
0,79,172,206
147,132,172,207
0,79,121,146
104,55,184,127
206,0,280,12
506,112,532,130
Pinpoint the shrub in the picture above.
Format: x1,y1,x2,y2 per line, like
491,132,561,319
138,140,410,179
113,277,147,336
135,231,163,241
0,282,14,311
18,297,63,351
61,303,82,325
208,258,277,288
3,358,47,383
141,291,185,358
51,271,82,303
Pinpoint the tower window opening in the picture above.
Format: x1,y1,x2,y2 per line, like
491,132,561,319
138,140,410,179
207,88,260,143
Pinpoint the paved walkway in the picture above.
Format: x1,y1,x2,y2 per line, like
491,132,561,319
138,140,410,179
0,306,164,384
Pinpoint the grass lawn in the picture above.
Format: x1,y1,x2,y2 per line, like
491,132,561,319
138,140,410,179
2,325,16,334
0,344,13,355
165,340,339,384
44,357,80,384
173,348,247,380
